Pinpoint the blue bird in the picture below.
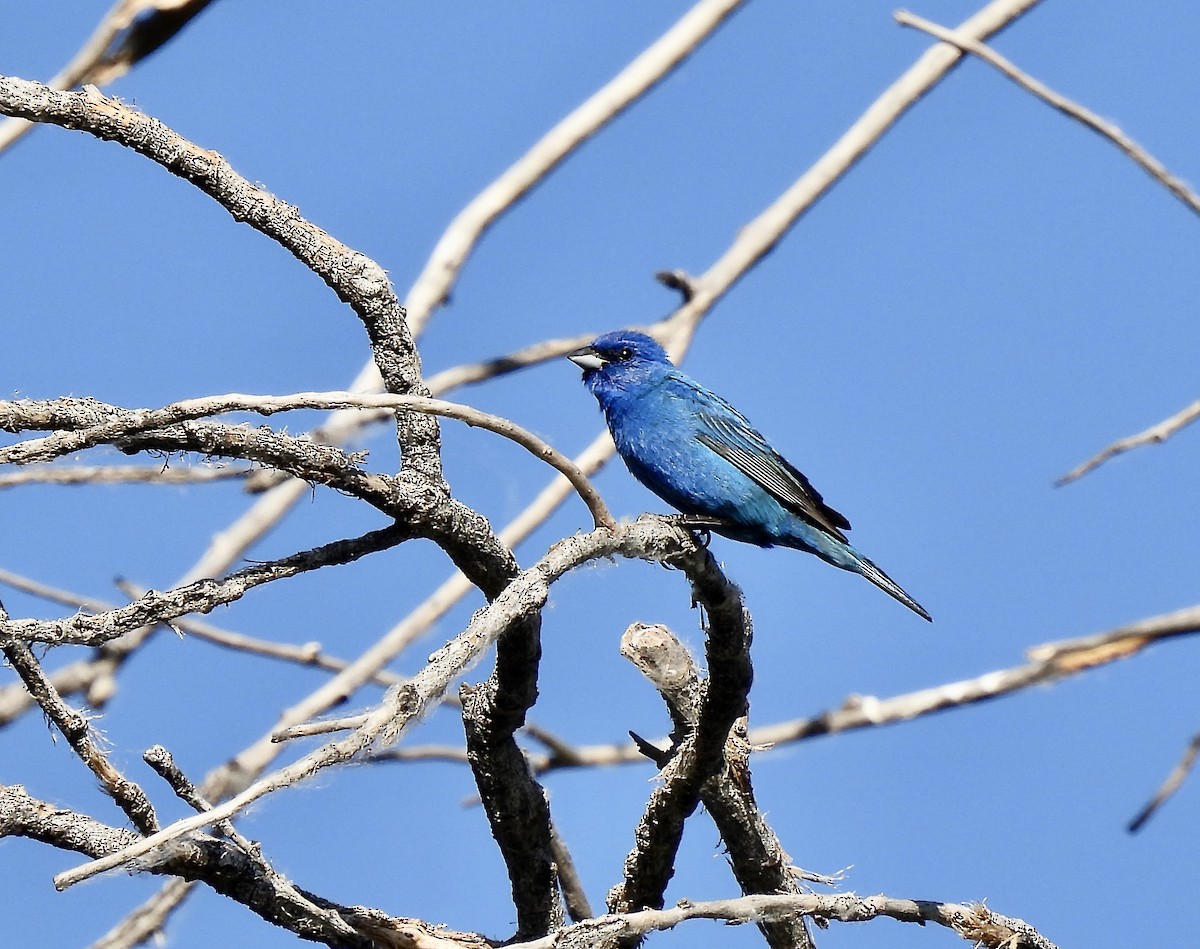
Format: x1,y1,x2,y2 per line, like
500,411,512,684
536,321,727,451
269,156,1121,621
568,330,931,621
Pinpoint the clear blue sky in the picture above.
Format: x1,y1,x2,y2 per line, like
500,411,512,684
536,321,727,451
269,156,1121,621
3,2,1199,947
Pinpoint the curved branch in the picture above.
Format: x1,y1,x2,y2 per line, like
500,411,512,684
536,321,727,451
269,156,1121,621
0,73,441,482
0,391,614,531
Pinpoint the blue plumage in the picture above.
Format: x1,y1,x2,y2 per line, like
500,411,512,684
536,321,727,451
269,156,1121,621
568,330,931,621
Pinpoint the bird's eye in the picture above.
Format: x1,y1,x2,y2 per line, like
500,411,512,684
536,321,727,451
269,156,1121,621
618,347,633,360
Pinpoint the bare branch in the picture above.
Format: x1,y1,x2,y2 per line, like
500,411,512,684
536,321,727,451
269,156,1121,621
1055,398,1200,485
1,524,411,649
426,333,601,395
0,570,402,730
1026,604,1200,666
1,628,158,836
89,878,192,949
0,464,250,488
403,0,749,337
0,391,614,530
113,579,405,686
52,517,735,891
896,11,1200,222
0,0,217,154
1128,730,1200,833
370,602,1200,778
0,784,380,949
550,821,594,923
621,623,813,949
0,74,441,482
608,541,753,926
508,892,1059,949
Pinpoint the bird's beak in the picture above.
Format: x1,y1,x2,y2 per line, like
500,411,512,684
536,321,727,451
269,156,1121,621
567,346,606,372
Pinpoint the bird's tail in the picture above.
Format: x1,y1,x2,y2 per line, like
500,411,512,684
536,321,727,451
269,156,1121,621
856,556,932,622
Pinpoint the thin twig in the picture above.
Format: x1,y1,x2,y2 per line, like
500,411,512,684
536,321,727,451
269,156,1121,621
1127,730,1200,833
0,604,158,836
0,784,377,949
0,569,403,692
549,820,594,923
0,0,217,154
0,390,614,530
1056,398,1200,485
0,464,250,488
1,525,411,649
896,11,1200,221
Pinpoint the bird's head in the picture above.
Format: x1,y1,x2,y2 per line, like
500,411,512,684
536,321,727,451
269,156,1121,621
568,330,671,400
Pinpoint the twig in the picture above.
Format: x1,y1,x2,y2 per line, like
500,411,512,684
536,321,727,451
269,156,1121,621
0,0,217,155
1,525,411,648
1056,398,1200,485
895,11,1200,221
1127,730,1200,833
142,745,244,843
0,397,408,516
0,569,403,693
508,891,1059,949
114,579,405,686
550,820,594,923
0,784,377,949
425,333,601,395
0,464,250,488
1026,604,1200,666
0,390,614,530
88,878,191,949
140,745,366,943
0,627,158,836
0,570,401,730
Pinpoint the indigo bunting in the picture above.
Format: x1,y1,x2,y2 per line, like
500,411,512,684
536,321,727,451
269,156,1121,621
569,330,931,621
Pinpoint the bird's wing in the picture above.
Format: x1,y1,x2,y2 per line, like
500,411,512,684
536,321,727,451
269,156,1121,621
694,403,852,540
